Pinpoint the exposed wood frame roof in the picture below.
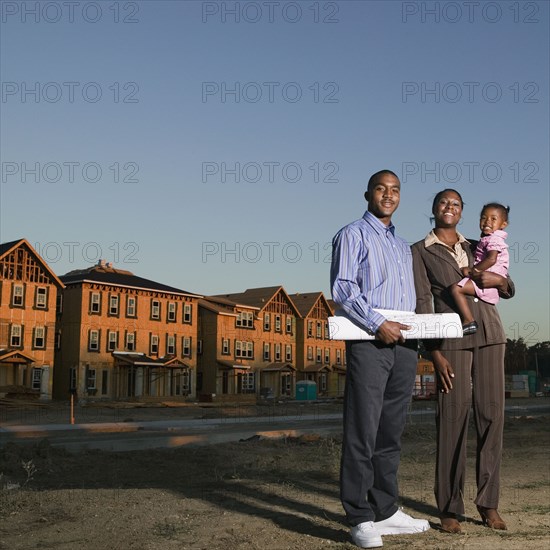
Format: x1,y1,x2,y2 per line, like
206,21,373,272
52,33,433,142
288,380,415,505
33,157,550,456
0,238,64,288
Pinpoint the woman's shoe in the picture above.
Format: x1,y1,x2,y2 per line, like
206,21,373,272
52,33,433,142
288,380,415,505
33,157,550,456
477,506,507,530
440,514,462,533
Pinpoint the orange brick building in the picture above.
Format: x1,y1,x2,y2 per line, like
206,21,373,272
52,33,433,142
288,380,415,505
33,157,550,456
198,286,301,399
290,292,347,397
54,261,201,400
0,239,64,400
197,295,261,400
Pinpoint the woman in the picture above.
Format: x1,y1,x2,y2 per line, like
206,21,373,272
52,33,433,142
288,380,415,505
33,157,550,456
411,189,514,533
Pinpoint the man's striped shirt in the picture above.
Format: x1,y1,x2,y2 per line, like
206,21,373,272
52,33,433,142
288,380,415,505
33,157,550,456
330,210,416,334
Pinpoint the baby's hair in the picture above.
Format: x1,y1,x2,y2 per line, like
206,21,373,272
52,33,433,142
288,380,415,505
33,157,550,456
481,202,510,221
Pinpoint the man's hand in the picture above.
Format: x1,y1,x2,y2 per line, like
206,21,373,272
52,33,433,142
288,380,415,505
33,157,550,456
432,351,454,393
376,320,410,345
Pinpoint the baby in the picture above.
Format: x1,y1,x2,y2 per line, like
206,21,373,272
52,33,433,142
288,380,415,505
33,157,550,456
450,203,510,335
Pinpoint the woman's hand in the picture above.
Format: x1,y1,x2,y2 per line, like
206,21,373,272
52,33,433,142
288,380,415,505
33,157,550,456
460,267,472,277
432,351,454,393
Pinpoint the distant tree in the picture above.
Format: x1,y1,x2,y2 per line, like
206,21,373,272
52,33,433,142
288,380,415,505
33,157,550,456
528,341,550,379
505,338,529,375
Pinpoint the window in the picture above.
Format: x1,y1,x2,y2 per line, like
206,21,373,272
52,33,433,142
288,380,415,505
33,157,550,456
197,339,203,355
56,293,63,314
31,368,42,391
89,330,100,351
316,347,322,363
281,373,292,396
12,284,24,307
236,311,254,328
181,370,190,393
167,334,176,355
286,316,293,334
172,370,191,395
285,344,292,362
35,287,48,309
183,303,192,323
263,342,270,361
151,299,160,320
307,346,313,360
324,348,330,364
86,367,96,390
101,370,109,395
55,331,61,350
167,302,177,322
107,331,118,352
150,334,159,355
320,373,327,392
240,372,255,394
33,326,45,349
126,332,135,351
264,313,270,331
307,321,313,337
324,322,329,339
316,321,322,338
109,294,119,316
275,315,281,332
126,296,136,317
336,349,342,365
235,341,253,359
182,336,191,357
275,343,281,361
90,292,101,313
222,339,230,355
10,324,22,347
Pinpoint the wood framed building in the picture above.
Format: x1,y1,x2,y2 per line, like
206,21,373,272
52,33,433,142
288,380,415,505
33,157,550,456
0,239,64,400
290,292,347,398
198,286,301,400
53,260,201,401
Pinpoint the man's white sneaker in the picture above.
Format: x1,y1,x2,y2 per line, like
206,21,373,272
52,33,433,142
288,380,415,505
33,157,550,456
373,508,430,535
350,521,383,548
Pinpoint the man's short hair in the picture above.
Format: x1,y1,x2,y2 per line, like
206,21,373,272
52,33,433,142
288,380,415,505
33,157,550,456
367,170,399,192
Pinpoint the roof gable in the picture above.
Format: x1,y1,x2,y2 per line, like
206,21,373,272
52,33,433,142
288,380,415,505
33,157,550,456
0,238,64,288
289,292,332,319
215,286,300,316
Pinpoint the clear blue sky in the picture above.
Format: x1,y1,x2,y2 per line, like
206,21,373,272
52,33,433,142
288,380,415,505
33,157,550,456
1,0,549,343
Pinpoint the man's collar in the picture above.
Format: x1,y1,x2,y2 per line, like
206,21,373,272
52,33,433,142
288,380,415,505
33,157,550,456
363,210,395,235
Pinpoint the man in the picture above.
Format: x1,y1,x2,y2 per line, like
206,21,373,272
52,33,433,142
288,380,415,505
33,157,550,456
330,170,430,548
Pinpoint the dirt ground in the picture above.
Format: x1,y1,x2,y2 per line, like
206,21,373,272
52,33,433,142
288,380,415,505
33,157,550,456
0,402,549,550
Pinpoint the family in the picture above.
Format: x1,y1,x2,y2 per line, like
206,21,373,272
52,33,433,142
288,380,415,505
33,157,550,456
330,169,512,548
